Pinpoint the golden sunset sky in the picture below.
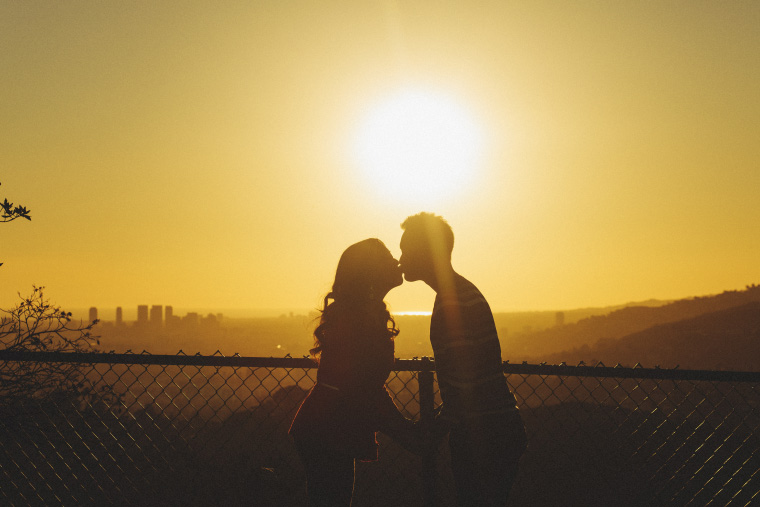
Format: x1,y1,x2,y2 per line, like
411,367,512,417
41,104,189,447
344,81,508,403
2,1,759,316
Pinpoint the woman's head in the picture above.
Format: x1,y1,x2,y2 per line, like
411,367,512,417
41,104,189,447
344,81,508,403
311,238,402,359
330,238,402,303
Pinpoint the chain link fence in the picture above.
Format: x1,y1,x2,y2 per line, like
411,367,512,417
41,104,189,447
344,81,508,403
1,351,758,506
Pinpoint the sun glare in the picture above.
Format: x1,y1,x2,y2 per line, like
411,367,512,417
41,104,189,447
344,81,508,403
353,89,485,205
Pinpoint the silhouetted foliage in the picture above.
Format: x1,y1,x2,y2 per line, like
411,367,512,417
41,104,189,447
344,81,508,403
0,288,126,505
0,181,31,267
0,286,101,404
0,182,31,223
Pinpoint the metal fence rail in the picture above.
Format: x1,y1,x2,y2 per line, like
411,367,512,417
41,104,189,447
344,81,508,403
0,351,758,507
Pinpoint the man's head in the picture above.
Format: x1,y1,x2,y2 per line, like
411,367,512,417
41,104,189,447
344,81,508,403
399,212,454,284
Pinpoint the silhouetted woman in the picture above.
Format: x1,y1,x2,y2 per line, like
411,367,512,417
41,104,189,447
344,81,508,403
289,238,416,507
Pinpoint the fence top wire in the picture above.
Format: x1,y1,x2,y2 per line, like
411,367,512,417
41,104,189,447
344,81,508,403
1,350,759,383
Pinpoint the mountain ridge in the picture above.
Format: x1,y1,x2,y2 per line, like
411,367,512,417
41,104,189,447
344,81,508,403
515,285,760,370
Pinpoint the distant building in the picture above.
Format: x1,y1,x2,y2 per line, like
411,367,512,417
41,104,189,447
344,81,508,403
116,307,123,325
89,307,98,323
183,312,199,327
150,305,163,328
555,311,565,327
137,305,149,324
199,313,222,332
165,306,180,329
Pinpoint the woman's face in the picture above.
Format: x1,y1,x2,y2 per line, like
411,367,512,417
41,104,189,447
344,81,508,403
375,246,403,297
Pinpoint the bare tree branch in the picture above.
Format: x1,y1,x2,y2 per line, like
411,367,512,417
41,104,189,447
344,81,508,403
0,286,100,404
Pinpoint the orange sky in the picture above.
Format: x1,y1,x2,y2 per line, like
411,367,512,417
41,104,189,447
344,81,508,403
2,1,759,315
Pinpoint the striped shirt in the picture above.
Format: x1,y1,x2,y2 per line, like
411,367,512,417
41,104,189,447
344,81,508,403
430,273,518,424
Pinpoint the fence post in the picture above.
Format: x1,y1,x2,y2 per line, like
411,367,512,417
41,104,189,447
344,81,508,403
418,356,436,507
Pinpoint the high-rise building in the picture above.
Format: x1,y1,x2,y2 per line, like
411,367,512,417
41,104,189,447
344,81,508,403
165,305,181,328
555,311,565,327
116,307,123,325
88,307,98,323
150,305,163,327
137,305,149,324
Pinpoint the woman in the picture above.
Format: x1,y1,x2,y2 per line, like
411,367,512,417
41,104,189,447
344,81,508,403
289,238,418,507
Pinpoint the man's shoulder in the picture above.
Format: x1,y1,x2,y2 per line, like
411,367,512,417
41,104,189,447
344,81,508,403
433,274,487,305
455,274,485,299
432,274,496,326
450,273,494,311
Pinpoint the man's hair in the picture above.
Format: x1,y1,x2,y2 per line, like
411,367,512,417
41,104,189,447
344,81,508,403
401,212,455,259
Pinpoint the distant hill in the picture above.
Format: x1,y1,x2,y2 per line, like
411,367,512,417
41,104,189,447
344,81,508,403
493,299,672,346
540,302,760,371
511,284,760,365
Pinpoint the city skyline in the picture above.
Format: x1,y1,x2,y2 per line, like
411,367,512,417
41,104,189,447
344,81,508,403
86,304,226,325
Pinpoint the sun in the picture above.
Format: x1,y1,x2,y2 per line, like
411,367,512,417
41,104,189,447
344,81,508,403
352,88,485,205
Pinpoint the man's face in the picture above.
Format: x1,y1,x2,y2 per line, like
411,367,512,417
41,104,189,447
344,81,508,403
399,231,430,282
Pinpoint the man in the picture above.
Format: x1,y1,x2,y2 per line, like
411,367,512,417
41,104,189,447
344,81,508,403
399,212,526,507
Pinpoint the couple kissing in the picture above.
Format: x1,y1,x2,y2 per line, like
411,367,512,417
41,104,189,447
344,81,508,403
290,212,526,507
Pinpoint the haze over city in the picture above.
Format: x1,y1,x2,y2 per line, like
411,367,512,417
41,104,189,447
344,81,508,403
2,2,759,315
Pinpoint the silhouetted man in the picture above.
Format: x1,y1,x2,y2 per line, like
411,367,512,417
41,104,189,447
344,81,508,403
399,212,526,507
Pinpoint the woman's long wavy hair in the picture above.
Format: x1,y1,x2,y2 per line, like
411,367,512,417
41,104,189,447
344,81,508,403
310,238,400,360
